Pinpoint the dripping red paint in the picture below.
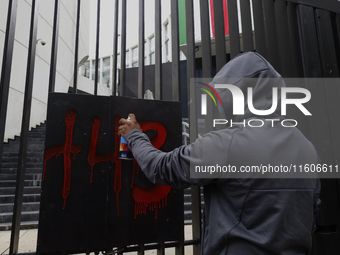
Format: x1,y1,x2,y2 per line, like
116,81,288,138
43,110,82,209
44,111,172,219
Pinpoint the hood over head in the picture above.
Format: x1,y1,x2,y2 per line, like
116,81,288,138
210,52,285,121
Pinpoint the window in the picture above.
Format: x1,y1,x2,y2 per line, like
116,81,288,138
144,41,147,65
164,22,169,62
132,46,138,67
102,57,110,88
117,54,121,69
116,54,121,90
149,36,155,65
126,50,130,67
91,60,100,81
81,61,90,78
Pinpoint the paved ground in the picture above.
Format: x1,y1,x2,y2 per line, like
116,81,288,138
0,225,194,255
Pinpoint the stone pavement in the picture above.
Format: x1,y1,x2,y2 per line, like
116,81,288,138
0,225,194,255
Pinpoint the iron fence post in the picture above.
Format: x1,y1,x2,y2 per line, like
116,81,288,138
9,0,39,253
0,0,18,169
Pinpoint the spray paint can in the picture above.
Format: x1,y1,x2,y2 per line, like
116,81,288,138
119,116,134,160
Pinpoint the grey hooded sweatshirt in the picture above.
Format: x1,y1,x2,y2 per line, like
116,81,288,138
125,52,321,255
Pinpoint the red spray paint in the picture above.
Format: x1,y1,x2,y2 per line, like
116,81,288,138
132,185,171,219
44,112,172,218
130,121,172,219
43,110,82,209
88,116,121,215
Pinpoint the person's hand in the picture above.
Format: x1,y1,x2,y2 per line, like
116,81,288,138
118,114,143,138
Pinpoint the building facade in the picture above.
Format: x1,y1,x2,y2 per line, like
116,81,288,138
0,0,91,141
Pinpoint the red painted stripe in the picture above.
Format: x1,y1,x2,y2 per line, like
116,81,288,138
210,0,215,37
210,1,229,36
224,1,229,35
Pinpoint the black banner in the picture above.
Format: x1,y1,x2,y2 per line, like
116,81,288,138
37,93,184,254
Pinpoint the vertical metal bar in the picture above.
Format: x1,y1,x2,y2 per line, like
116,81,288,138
287,2,303,78
227,0,241,59
213,0,227,71
262,0,280,71
315,13,340,239
155,0,162,100
240,0,254,52
171,0,180,102
117,249,123,255
186,0,197,142
334,13,340,75
252,0,268,59
137,244,145,255
185,1,201,254
296,5,326,145
297,6,338,238
274,0,293,77
285,3,307,136
73,0,81,94
9,1,39,254
190,184,201,255
200,0,212,79
315,9,339,77
94,0,101,95
138,0,145,99
157,242,165,255
297,5,322,78
171,3,184,254
120,0,127,96
112,0,119,96
175,240,184,255
315,9,340,196
48,0,60,93
0,0,18,168
336,14,340,51
200,0,213,133
155,2,164,236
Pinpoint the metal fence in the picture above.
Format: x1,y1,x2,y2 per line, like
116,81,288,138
1,0,340,254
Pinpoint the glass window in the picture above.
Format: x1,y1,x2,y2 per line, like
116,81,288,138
165,41,169,62
126,50,130,67
91,60,100,81
164,22,169,62
132,46,138,67
149,36,155,52
149,52,155,65
165,22,169,40
102,57,111,88
149,36,155,65
116,54,121,92
144,41,147,65
81,61,90,78
117,54,121,69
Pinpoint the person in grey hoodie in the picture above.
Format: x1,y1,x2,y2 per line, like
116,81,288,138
118,52,320,255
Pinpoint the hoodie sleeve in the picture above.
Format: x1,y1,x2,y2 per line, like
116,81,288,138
125,129,214,189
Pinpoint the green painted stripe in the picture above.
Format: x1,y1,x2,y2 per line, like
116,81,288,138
178,0,186,45
198,87,217,106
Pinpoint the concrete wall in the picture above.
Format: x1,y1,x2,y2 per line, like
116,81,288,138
0,0,91,141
